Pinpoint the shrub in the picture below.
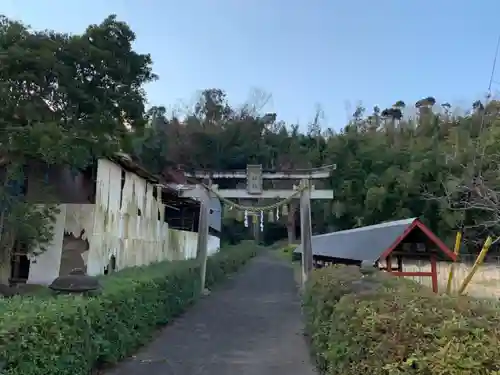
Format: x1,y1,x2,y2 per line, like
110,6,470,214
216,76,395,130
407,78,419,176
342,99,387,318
303,265,500,375
0,241,260,375
275,243,298,261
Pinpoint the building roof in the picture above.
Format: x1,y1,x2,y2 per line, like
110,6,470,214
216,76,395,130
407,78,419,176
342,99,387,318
110,153,200,209
294,217,456,262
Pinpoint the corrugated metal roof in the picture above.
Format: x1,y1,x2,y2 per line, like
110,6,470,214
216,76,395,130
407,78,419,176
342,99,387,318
294,218,416,262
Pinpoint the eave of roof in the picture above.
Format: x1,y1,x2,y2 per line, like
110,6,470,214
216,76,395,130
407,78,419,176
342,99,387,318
294,217,456,262
110,153,200,208
380,218,457,261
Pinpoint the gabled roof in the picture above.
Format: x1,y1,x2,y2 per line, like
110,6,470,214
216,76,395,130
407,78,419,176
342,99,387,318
294,217,456,262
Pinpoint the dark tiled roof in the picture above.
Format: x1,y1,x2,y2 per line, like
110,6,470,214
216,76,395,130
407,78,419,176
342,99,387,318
294,218,416,262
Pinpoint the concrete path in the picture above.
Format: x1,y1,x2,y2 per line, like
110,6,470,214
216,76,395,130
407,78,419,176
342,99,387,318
103,252,316,375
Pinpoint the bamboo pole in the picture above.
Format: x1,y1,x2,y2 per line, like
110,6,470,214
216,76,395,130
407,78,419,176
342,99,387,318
457,236,493,295
446,231,462,294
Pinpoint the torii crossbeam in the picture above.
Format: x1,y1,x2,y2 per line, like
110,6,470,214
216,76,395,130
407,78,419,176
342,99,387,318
181,165,335,292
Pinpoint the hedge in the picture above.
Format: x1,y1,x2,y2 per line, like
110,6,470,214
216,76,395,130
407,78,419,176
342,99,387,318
0,241,260,375
275,243,297,261
303,265,500,375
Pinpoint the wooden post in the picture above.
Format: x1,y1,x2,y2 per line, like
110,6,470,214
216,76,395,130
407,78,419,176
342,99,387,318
196,184,210,295
181,166,334,290
300,179,313,285
252,214,260,243
430,254,438,293
397,255,403,272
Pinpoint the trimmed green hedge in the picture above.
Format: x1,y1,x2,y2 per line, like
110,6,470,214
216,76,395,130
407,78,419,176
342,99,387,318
0,241,260,375
303,265,500,375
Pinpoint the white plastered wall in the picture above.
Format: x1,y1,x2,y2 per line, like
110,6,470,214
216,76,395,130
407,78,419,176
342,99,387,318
26,159,221,283
27,205,66,285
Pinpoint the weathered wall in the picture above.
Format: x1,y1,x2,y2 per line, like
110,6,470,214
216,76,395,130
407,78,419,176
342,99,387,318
86,159,171,275
27,159,220,284
59,203,95,276
167,229,220,260
27,205,67,285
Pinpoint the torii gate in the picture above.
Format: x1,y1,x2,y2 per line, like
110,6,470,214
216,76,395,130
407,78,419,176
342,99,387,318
181,165,335,293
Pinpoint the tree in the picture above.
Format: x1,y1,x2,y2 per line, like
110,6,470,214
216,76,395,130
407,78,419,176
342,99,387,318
0,15,156,282
155,89,500,251
132,106,170,175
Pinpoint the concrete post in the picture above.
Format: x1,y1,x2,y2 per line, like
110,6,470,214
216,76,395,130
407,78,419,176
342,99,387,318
196,184,210,295
299,179,313,286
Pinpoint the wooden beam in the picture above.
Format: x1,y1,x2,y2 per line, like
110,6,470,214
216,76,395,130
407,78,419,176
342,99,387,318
185,168,335,180
430,254,438,293
178,184,334,200
389,271,433,277
211,188,334,200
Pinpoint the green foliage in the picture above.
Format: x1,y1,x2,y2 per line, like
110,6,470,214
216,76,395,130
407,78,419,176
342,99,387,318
131,106,170,175
1,201,59,256
132,89,500,250
0,15,156,169
0,242,260,375
221,218,253,245
303,266,500,375
277,244,297,261
0,14,156,263
0,163,60,270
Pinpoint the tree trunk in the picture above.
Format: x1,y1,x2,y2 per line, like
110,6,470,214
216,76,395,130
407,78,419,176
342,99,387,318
0,212,16,285
0,235,14,285
0,258,10,285
0,210,10,285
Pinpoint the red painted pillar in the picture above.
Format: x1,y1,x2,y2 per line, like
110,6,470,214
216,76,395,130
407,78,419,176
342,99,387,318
386,255,392,272
430,254,438,293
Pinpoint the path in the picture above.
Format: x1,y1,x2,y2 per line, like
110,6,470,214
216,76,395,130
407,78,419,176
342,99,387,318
104,252,316,375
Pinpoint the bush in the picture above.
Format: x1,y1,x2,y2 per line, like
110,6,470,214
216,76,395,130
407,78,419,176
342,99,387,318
282,244,297,254
0,241,260,375
275,243,298,261
303,265,500,375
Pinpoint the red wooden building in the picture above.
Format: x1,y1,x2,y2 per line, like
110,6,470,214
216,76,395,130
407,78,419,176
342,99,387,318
294,217,457,292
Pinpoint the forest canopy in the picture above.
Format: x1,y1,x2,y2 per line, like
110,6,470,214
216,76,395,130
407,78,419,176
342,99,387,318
1,14,500,257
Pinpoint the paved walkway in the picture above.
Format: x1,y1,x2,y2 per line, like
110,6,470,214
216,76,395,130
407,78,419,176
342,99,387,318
104,252,316,375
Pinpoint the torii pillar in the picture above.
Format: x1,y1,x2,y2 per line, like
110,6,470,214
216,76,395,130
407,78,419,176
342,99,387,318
182,165,335,291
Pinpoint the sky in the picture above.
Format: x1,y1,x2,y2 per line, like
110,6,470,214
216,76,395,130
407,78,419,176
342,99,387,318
2,0,500,129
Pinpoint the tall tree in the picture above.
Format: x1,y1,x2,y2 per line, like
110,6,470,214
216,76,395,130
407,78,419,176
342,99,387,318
0,15,156,282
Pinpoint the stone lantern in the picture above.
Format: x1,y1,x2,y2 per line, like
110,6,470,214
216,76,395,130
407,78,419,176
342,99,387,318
49,268,101,295
350,260,380,294
359,260,377,276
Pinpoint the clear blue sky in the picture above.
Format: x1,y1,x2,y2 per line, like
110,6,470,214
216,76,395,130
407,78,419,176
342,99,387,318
2,0,500,129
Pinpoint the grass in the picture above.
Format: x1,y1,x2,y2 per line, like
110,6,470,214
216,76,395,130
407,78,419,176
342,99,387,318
270,243,304,288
